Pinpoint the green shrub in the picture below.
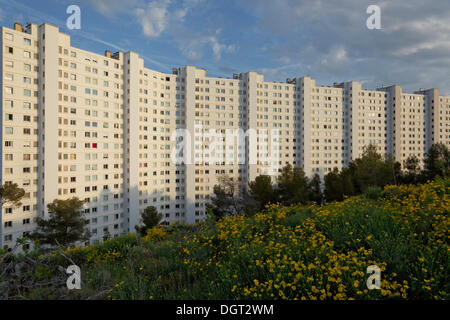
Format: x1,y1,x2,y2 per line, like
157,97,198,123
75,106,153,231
365,185,383,200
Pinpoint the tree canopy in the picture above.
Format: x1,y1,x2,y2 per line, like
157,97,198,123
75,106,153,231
248,175,277,210
207,143,449,216
30,197,89,248
136,206,162,236
0,183,25,208
424,142,450,179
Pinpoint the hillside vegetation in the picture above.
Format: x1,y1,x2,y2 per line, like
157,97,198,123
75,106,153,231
1,177,448,300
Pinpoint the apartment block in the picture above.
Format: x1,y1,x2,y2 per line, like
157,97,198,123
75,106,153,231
1,22,448,249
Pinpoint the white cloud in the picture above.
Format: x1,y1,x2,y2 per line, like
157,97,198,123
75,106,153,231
320,46,348,66
174,8,188,20
133,0,205,38
135,0,171,38
132,0,235,62
83,0,234,62
241,0,450,93
207,33,236,61
174,32,235,63
176,0,202,19
387,18,450,56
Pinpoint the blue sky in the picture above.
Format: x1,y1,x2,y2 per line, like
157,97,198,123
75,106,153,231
1,0,450,94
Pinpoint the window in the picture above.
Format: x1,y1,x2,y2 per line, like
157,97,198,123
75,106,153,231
5,33,13,41
24,64,31,71
7,46,13,54
24,38,31,45
5,74,13,81
23,51,31,58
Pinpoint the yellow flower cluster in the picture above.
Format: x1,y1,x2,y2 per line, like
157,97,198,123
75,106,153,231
63,234,137,265
143,226,168,242
181,178,449,300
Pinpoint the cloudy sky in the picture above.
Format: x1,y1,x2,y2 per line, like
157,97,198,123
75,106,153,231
1,0,450,94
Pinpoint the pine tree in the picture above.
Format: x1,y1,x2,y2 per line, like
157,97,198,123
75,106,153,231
0,183,25,208
30,197,89,248
424,143,450,179
136,206,162,236
249,175,277,210
308,173,323,204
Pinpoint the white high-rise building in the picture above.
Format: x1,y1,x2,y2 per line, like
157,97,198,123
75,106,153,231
1,22,449,249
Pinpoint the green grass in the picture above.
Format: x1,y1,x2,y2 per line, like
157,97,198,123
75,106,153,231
2,177,449,300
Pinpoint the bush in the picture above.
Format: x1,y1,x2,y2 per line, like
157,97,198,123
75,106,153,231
280,207,315,227
181,177,449,300
365,186,383,200
143,227,168,242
